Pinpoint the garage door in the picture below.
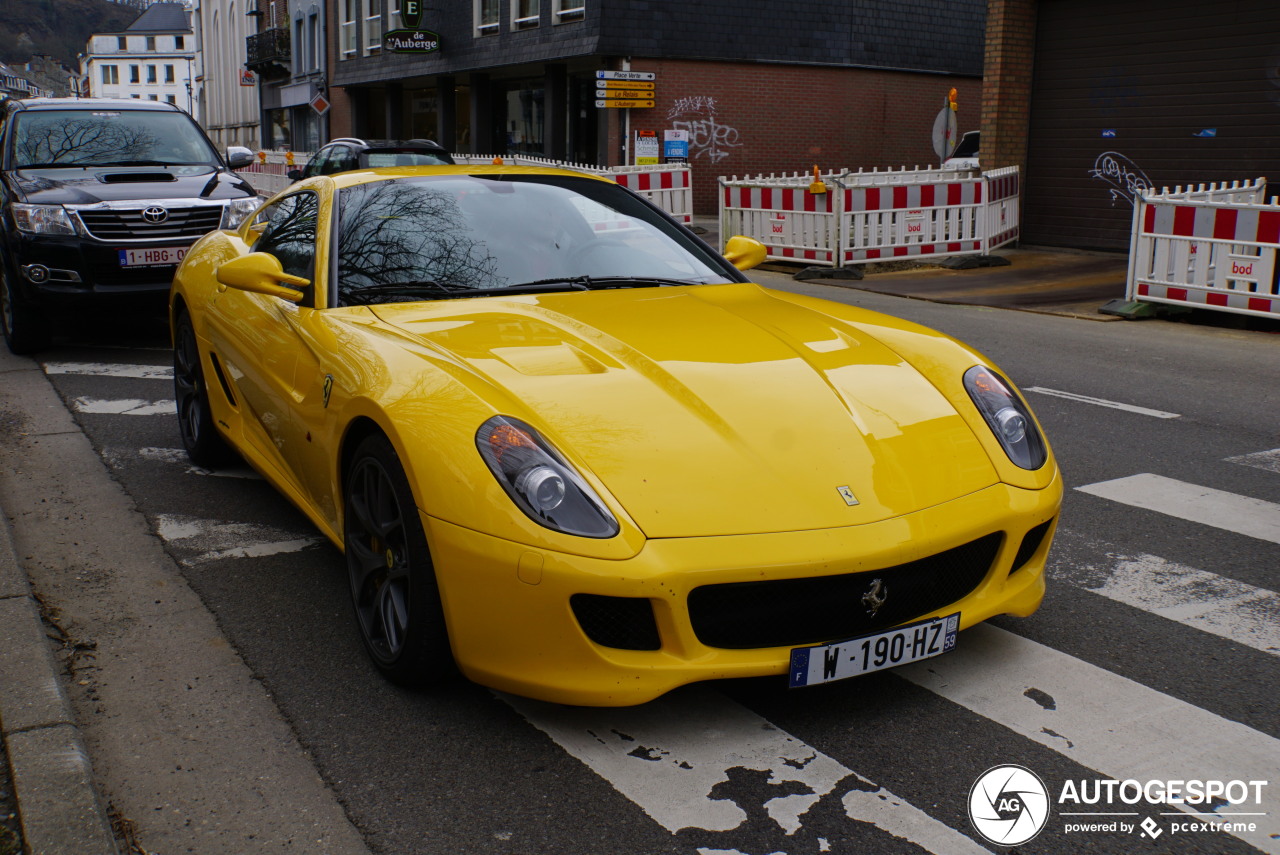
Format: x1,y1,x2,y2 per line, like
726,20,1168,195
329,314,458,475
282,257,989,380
1024,0,1280,250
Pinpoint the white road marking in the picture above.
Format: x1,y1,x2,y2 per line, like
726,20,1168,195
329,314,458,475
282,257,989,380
1024,387,1180,419
504,689,989,854
101,447,261,480
1076,474,1280,544
72,397,174,417
898,625,1280,855
1227,448,1280,474
1054,552,1280,655
43,361,172,380
154,514,322,565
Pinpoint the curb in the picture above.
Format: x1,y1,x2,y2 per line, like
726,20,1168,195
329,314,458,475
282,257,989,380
0,512,120,855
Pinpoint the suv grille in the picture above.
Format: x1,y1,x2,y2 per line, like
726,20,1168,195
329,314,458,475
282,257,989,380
687,533,1003,649
77,205,223,241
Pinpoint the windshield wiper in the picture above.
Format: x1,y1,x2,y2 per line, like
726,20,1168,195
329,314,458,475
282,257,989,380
577,276,706,288
344,280,465,304
347,276,595,305
94,160,178,167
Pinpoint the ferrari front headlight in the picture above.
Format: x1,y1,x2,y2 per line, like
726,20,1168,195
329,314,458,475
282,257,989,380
476,416,619,538
222,196,264,229
11,203,77,236
964,365,1047,470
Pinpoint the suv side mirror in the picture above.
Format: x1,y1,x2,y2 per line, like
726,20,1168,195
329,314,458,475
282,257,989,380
226,146,255,169
287,168,303,181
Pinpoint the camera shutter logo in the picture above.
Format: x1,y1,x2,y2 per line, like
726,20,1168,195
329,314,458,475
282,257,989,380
968,764,1050,846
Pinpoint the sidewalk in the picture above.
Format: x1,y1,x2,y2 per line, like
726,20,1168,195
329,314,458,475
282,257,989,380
691,215,1130,321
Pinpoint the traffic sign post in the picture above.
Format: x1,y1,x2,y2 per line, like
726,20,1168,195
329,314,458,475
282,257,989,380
595,100,655,109
596,70,656,81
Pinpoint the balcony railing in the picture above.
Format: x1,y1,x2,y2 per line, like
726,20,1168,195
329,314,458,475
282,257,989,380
246,28,291,77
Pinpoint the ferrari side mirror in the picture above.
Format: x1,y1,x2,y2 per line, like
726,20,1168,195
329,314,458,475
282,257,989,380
216,253,309,302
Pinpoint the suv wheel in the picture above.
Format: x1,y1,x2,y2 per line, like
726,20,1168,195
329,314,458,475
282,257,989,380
0,266,51,355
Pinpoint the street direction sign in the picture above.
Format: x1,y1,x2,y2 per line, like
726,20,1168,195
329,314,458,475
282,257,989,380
596,89,652,99
595,99,655,109
596,70,656,81
598,79,654,90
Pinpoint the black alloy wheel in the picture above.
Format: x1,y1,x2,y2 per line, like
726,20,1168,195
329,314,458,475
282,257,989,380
172,311,233,467
0,265,51,355
344,432,454,686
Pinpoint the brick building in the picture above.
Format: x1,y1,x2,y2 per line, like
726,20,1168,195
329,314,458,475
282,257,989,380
323,0,985,213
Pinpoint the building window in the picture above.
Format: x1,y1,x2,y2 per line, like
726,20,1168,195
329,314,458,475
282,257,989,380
553,0,584,21
130,65,140,83
166,94,176,104
117,36,127,50
164,64,174,83
175,35,185,49
363,0,382,53
475,0,499,35
512,0,538,29
146,36,156,51
341,0,357,57
101,65,119,85
308,12,320,71
148,94,159,101
147,65,157,83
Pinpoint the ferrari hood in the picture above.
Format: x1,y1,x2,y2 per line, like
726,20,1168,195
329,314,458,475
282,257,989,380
371,283,999,538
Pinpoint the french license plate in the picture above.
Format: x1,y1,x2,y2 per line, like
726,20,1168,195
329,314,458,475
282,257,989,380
788,612,960,688
118,246,187,267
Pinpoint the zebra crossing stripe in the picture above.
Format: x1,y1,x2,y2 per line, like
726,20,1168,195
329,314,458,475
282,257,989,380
43,361,173,380
103,447,261,480
505,688,989,854
72,397,174,417
1077,474,1280,545
898,625,1280,855
1227,448,1280,474
154,514,322,564
1054,552,1280,656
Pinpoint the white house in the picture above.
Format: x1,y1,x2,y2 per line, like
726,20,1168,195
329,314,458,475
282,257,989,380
194,0,261,151
81,2,199,120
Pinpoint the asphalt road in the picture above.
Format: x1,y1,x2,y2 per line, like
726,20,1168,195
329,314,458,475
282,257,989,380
0,276,1276,855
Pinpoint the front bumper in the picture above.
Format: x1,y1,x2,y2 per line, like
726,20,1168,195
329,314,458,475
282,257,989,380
425,473,1061,706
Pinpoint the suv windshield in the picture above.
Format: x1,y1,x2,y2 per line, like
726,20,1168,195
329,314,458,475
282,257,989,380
10,109,220,168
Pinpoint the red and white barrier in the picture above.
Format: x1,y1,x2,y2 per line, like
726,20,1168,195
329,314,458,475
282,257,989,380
237,151,693,225
1127,183,1279,319
719,166,1020,268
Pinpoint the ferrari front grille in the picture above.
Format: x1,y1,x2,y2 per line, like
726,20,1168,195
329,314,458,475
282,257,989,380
1011,519,1053,575
687,533,1003,649
77,205,223,241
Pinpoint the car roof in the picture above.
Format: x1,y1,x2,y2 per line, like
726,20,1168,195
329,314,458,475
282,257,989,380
5,97,184,114
323,137,448,152
324,164,615,190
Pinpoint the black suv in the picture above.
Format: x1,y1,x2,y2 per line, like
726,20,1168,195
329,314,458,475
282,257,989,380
0,97,262,353
287,137,454,180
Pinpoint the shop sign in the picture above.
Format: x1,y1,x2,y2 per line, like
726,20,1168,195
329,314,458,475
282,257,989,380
239,68,257,87
384,29,441,53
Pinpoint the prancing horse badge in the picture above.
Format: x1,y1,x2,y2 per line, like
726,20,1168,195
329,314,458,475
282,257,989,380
837,485,859,506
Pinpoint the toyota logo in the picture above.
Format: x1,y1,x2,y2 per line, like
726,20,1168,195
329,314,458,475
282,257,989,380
141,206,169,224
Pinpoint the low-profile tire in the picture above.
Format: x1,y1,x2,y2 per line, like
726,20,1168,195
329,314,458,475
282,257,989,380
344,432,455,687
172,310,234,467
0,265,51,355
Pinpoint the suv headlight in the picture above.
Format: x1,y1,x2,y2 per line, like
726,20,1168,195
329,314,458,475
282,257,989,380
222,196,264,229
476,416,619,538
11,203,77,236
964,365,1047,470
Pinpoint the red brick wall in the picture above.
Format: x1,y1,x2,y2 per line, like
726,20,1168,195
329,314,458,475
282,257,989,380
620,59,983,214
980,0,1037,175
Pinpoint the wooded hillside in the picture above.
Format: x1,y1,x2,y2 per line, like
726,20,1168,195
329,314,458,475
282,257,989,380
0,0,141,69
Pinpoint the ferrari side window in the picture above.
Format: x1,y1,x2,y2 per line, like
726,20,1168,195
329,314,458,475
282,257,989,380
252,191,319,282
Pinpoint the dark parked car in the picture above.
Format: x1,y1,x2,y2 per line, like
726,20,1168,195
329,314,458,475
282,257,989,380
287,137,454,181
0,97,262,354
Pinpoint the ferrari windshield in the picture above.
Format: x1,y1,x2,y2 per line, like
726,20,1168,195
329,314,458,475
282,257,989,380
10,109,220,168
334,173,741,305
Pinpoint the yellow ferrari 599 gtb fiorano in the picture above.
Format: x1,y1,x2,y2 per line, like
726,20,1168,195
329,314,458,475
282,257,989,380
170,166,1061,706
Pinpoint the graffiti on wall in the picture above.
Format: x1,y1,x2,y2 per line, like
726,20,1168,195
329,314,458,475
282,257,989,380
1089,151,1154,206
668,96,742,164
